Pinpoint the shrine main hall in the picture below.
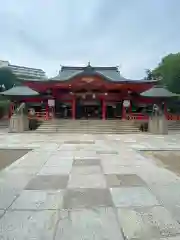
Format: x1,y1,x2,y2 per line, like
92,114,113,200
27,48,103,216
2,63,175,120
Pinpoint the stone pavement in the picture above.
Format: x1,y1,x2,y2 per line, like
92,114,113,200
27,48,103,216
0,133,180,239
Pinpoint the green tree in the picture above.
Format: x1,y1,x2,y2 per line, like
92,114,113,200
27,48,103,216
151,53,180,93
0,67,19,92
145,69,154,80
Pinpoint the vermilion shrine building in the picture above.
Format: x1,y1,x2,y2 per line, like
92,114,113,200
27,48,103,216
2,64,176,120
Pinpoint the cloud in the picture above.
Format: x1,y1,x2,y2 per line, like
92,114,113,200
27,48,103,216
0,0,179,78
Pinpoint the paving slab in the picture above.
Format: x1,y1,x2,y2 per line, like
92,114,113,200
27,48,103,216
53,150,74,157
105,174,147,187
60,144,81,151
153,237,180,240
63,189,113,209
101,157,150,167
111,187,160,207
38,143,59,151
55,207,124,240
0,132,180,238
102,164,137,174
0,172,34,189
10,190,64,210
68,173,107,188
151,182,180,222
0,185,20,209
64,140,95,144
44,158,73,167
73,151,98,158
71,166,102,175
38,165,72,175
137,166,180,185
0,210,5,218
143,150,180,177
73,158,101,166
117,206,180,240
4,166,41,175
96,150,118,155
16,157,47,167
25,175,69,190
0,210,59,240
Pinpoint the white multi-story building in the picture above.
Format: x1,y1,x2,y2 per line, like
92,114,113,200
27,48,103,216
0,60,47,80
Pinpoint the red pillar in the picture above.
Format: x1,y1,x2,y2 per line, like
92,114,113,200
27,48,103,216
122,105,126,119
102,99,106,120
129,100,132,115
72,97,76,119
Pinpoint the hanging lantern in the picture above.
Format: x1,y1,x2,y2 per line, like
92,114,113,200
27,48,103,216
92,94,96,99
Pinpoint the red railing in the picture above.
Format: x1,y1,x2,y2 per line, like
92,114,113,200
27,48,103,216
166,114,180,120
127,113,180,121
126,113,149,120
28,112,53,121
27,112,180,121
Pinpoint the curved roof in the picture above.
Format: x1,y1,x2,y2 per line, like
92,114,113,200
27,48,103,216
141,85,177,98
0,86,39,96
50,65,157,83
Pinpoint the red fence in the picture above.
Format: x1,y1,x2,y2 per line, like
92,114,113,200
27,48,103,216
26,111,180,121
28,112,53,121
127,113,180,121
126,113,149,121
166,114,180,120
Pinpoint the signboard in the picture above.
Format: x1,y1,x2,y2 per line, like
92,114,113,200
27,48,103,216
123,100,130,107
80,100,100,106
48,99,55,107
81,77,94,83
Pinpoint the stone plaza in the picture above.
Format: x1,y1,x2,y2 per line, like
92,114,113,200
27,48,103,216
0,132,180,239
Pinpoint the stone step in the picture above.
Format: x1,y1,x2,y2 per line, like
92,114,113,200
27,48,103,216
0,120,9,129
37,126,139,129
168,121,180,131
37,127,139,130
37,126,139,128
36,119,140,134
37,129,140,132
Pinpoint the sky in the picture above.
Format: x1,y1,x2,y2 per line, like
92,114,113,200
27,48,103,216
0,0,180,79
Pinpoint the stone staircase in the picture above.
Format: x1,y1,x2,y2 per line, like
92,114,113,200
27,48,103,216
35,119,140,134
0,119,9,129
168,121,180,133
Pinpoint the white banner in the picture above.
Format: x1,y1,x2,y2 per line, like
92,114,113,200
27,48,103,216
48,99,55,107
123,100,130,107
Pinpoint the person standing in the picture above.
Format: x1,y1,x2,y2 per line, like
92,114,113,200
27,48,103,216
64,107,68,118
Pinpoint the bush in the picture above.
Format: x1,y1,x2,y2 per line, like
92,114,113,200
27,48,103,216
0,100,10,119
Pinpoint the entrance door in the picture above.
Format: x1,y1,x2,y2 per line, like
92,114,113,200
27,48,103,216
106,102,122,119
76,100,101,119
55,101,72,119
83,105,101,119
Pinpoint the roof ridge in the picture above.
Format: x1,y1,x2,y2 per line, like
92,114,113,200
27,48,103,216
61,66,118,71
